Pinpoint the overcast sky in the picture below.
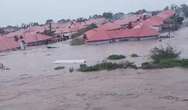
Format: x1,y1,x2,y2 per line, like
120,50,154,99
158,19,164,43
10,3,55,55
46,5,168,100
0,0,188,26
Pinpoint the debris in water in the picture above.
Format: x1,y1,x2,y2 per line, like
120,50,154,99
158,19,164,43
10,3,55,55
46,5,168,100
54,66,65,70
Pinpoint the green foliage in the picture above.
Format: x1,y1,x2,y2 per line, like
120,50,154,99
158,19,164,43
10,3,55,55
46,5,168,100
175,16,184,25
141,62,162,69
113,12,125,20
47,46,57,49
54,66,65,70
125,62,138,69
181,4,188,17
158,59,182,68
151,46,180,63
102,12,113,19
180,59,188,67
79,62,123,72
89,14,103,19
76,18,87,22
131,53,139,58
46,19,54,24
142,46,188,69
141,59,188,69
79,61,137,72
57,19,70,23
107,54,126,60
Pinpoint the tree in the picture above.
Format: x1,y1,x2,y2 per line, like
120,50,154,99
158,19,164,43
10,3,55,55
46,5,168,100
89,14,103,19
113,12,125,20
102,12,113,19
151,11,160,16
175,16,184,24
21,23,29,29
46,19,54,24
164,6,169,10
164,15,184,31
170,4,178,11
57,19,70,23
76,18,87,23
0,28,5,34
135,9,147,14
29,22,39,26
181,4,188,17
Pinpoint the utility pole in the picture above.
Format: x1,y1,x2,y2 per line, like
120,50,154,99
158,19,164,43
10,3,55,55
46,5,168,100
49,22,52,33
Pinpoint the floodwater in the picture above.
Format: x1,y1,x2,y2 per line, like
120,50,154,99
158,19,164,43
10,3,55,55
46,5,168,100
0,27,188,110
0,69,188,110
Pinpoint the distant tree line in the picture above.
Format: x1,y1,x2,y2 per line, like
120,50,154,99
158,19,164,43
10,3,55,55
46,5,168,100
89,12,125,20
1,3,188,35
164,4,188,17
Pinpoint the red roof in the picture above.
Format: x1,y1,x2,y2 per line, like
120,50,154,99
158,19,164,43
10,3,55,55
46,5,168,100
85,29,112,42
86,24,159,42
22,33,52,44
0,37,19,52
55,18,107,34
116,24,159,38
143,16,164,27
0,32,53,52
157,10,175,20
142,10,175,27
8,33,52,44
85,10,175,42
96,15,142,31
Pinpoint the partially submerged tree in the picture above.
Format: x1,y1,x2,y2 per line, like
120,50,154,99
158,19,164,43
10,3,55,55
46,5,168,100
181,4,188,17
151,46,181,63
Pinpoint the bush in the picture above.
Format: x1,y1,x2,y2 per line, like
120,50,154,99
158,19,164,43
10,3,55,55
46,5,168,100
47,46,57,49
70,38,85,46
158,59,182,68
142,59,188,69
79,61,138,72
141,46,188,69
151,46,181,63
107,54,126,60
79,64,99,72
141,62,162,69
131,53,139,57
54,66,65,70
180,59,188,67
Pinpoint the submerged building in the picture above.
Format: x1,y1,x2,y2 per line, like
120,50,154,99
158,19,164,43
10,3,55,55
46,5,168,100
85,10,175,44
